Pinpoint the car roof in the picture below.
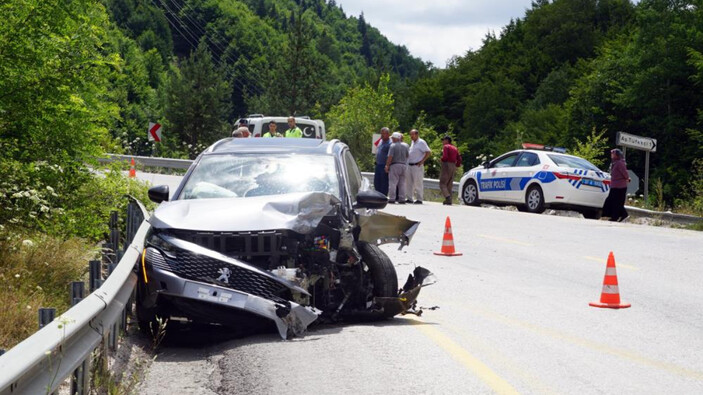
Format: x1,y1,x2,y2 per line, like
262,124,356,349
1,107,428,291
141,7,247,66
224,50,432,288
206,137,340,155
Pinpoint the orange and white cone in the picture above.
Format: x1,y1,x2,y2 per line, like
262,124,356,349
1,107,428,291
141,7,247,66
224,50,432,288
589,252,630,309
129,157,136,178
434,216,462,256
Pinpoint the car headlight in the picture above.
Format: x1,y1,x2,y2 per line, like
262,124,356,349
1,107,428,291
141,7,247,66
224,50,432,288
147,232,178,259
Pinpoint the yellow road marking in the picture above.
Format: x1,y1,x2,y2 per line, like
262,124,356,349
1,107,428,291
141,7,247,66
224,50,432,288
477,234,532,247
583,255,639,271
442,300,703,382
441,321,558,395
410,320,520,394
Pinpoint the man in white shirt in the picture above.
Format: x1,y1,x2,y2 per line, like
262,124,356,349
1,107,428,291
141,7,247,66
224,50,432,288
405,129,431,204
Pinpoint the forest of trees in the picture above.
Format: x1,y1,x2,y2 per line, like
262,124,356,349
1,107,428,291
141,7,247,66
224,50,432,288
1,0,702,241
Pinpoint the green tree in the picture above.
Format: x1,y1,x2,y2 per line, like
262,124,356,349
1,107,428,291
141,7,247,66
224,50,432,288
164,42,231,156
326,74,397,170
0,0,118,165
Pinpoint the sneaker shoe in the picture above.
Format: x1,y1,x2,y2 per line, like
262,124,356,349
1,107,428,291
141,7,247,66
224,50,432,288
405,199,413,204
414,200,423,204
398,200,407,205
618,215,629,223
388,200,396,204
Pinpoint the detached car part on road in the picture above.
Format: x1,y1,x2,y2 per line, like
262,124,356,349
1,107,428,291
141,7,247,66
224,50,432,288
137,138,433,339
459,147,611,219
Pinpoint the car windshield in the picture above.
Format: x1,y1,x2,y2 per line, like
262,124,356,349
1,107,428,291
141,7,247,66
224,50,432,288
180,154,340,200
547,154,601,171
262,120,317,138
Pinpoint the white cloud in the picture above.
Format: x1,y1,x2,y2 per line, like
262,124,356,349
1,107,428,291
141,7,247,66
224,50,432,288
336,0,534,67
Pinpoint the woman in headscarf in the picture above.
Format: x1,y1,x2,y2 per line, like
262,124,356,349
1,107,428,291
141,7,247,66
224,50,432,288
603,148,630,222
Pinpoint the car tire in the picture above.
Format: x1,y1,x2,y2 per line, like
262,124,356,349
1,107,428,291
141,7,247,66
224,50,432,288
582,208,602,220
135,280,159,336
525,185,546,214
461,181,480,206
516,205,528,212
358,241,397,298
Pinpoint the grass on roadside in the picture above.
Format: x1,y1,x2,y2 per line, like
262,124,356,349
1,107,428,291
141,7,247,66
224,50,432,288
0,227,97,349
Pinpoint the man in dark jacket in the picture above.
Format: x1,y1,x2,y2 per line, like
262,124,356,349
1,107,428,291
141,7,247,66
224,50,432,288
603,148,630,222
374,127,391,196
439,135,462,205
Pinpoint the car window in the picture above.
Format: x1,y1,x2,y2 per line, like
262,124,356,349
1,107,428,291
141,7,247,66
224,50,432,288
547,154,600,171
516,152,540,167
491,153,519,168
180,154,340,200
343,150,363,200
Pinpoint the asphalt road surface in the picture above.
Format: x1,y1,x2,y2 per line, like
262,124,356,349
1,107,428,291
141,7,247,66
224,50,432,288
136,174,703,394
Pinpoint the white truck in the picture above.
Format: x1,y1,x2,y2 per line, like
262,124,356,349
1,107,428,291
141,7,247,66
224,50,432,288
239,115,326,139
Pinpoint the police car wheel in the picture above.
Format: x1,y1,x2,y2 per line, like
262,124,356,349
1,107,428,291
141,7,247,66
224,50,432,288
525,185,545,214
462,181,480,206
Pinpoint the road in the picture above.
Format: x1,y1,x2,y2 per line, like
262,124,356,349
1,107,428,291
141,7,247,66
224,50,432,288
136,173,703,394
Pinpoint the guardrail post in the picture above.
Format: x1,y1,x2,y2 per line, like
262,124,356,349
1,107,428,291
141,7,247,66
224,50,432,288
110,210,121,261
70,282,85,306
70,358,89,395
38,308,56,329
106,261,120,351
89,260,102,292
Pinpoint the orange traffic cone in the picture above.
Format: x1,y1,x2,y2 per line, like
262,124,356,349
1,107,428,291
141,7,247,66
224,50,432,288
434,216,463,256
589,252,631,309
128,157,136,178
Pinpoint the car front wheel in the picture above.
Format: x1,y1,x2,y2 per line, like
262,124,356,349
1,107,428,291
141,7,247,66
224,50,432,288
358,241,398,298
525,185,545,214
462,181,480,206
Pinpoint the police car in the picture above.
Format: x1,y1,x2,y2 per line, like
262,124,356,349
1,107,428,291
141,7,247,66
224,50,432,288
458,144,610,219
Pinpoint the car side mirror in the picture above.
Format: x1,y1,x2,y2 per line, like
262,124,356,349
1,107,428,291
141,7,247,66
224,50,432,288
354,190,388,210
482,161,490,169
148,185,169,203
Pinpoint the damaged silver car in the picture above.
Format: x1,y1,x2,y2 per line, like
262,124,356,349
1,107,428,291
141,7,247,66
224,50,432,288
137,138,434,339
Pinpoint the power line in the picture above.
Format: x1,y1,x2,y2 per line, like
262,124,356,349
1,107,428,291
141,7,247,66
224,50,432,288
167,0,270,91
155,0,265,96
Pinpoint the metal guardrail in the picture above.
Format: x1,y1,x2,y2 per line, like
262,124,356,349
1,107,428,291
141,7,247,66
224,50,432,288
0,197,150,395
97,154,193,170
102,154,701,225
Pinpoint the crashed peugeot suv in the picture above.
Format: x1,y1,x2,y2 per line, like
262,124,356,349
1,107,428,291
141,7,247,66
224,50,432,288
137,138,434,339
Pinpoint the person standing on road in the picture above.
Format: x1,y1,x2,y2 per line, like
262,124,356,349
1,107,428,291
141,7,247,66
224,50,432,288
439,135,462,205
603,148,630,222
374,127,391,196
385,132,409,204
405,129,431,204
285,116,303,138
262,120,282,138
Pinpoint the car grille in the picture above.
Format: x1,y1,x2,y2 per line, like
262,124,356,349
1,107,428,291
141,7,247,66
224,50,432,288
169,229,292,260
146,247,289,304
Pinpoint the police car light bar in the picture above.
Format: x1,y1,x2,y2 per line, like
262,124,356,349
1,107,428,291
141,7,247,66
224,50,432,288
522,143,567,153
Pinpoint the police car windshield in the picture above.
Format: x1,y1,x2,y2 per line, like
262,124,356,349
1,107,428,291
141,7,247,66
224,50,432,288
180,154,340,200
547,154,600,171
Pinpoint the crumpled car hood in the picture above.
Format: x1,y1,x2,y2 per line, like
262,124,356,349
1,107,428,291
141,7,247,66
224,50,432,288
149,192,340,234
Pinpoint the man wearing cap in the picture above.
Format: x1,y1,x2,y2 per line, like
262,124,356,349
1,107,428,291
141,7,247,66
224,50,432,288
385,132,409,204
405,129,431,204
285,116,303,138
374,127,391,196
439,135,462,205
262,120,282,138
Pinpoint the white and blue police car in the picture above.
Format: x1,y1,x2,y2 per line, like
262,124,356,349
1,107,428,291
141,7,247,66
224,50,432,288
458,144,611,219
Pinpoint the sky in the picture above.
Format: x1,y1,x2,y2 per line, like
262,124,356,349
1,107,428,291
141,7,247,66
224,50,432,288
336,0,536,67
